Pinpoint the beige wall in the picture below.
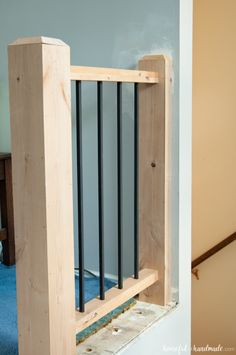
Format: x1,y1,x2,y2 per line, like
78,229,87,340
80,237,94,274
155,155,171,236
192,0,236,353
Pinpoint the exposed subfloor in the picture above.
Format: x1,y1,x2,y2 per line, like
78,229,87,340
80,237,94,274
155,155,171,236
77,300,177,354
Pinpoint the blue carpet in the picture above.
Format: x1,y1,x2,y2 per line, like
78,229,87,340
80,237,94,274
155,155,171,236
0,264,115,355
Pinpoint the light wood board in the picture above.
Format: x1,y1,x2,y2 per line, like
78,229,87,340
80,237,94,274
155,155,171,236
75,268,158,333
70,65,159,83
8,37,76,355
138,55,172,305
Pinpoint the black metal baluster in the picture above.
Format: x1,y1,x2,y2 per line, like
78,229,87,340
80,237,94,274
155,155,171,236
134,83,139,279
76,81,85,311
117,82,123,289
97,81,105,300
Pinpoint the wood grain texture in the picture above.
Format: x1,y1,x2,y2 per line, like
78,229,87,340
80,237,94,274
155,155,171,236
8,37,76,355
75,268,158,333
0,153,11,160
0,160,4,181
70,65,159,83
0,228,7,241
0,155,15,264
2,158,15,265
138,55,172,306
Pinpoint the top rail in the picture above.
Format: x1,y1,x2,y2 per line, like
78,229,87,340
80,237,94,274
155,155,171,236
70,65,159,83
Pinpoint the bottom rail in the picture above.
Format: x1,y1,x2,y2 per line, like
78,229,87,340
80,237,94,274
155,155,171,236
75,268,158,333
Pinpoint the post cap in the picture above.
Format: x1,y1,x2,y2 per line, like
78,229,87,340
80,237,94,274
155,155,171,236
9,36,67,47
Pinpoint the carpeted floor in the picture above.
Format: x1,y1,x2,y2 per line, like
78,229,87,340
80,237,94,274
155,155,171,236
0,264,115,355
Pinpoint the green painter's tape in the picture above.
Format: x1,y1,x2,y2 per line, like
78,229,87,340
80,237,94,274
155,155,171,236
76,298,136,344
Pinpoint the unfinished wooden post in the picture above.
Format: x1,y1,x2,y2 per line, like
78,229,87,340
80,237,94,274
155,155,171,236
8,37,76,355
138,55,172,305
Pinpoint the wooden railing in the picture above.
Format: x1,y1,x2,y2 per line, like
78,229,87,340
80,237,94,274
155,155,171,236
8,37,172,355
192,232,236,279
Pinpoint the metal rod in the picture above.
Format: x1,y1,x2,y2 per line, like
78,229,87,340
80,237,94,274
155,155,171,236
97,81,105,300
134,83,139,279
76,81,85,312
117,82,123,289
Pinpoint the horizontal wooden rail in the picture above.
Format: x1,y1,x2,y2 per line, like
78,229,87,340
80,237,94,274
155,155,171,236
192,232,236,269
70,65,159,83
0,228,7,241
75,268,158,333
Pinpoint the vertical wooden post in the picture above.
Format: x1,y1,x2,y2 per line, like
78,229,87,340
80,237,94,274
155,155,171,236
138,55,172,305
8,37,76,355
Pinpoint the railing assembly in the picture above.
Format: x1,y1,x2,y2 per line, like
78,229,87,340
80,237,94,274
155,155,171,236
8,37,172,355
73,68,147,312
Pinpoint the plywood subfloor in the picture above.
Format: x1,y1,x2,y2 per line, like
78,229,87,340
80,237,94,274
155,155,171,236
77,300,176,354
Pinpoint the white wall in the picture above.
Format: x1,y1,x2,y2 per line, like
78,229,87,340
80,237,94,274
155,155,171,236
121,0,192,353
192,0,236,351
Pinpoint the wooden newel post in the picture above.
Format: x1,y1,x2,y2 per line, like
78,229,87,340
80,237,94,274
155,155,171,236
138,55,172,306
8,37,76,355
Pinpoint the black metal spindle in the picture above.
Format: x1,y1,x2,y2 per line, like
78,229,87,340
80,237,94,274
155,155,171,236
134,83,139,279
76,81,85,312
97,81,105,300
117,82,123,289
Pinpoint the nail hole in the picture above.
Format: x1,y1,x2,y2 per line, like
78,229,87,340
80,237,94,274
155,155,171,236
135,310,143,315
86,348,93,353
112,326,122,335
151,162,156,168
17,77,20,82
